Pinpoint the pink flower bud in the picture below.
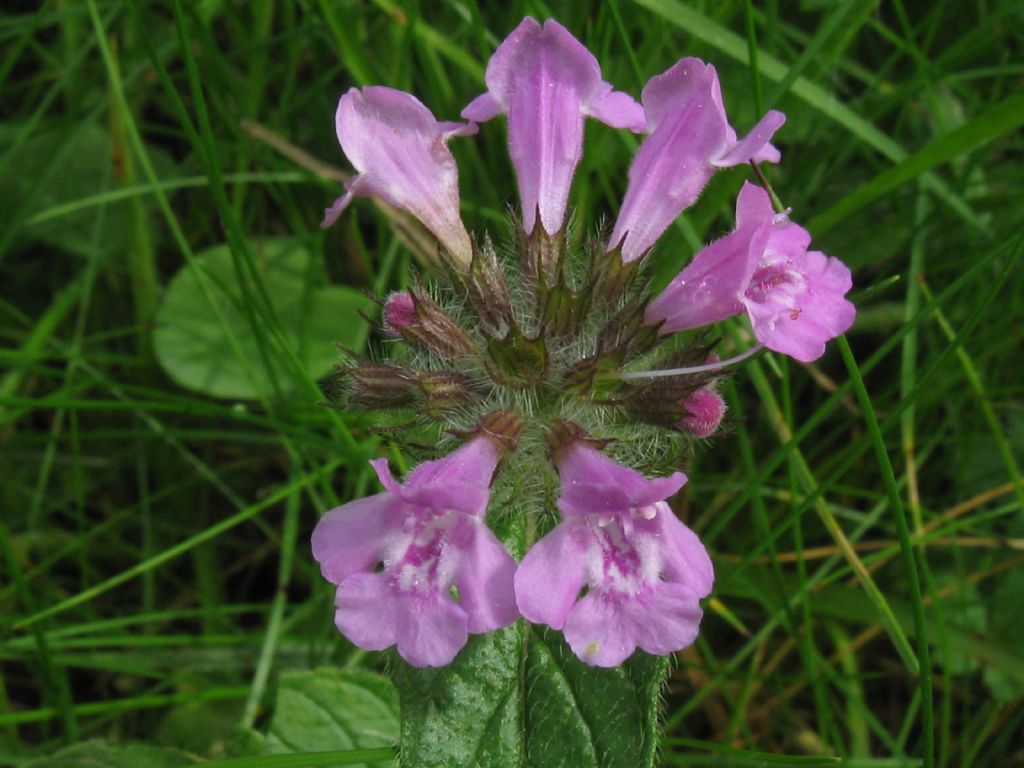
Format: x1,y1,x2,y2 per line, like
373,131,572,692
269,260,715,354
678,387,726,438
383,291,417,335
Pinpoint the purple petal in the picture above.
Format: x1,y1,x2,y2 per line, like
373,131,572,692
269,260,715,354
645,183,776,334
320,189,353,229
735,180,776,229
644,224,767,333
608,60,730,262
438,120,479,140
470,18,641,235
311,493,400,585
653,506,715,597
712,109,786,167
556,442,686,516
395,593,470,667
563,592,636,667
637,57,711,134
461,92,502,122
586,85,646,130
629,583,704,657
452,517,519,633
609,62,785,262
331,86,473,267
333,573,401,652
398,482,491,517
734,200,855,362
399,436,501,516
563,582,705,666
806,248,855,296
494,20,594,234
766,217,813,257
514,521,587,629
369,457,402,497
745,248,855,362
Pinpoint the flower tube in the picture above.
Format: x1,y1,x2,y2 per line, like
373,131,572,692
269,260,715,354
323,86,476,268
609,59,785,262
463,17,644,236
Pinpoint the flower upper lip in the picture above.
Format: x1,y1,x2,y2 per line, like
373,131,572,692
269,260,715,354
461,16,644,236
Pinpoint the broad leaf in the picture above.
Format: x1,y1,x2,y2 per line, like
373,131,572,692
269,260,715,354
0,121,174,259
393,624,667,768
264,668,398,767
154,238,374,399
392,500,669,768
983,569,1024,701
22,740,200,768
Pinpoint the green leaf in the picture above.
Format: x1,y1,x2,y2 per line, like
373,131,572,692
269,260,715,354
392,623,667,768
983,569,1024,702
391,491,668,767
22,740,201,768
154,238,374,399
200,751,395,768
0,121,174,258
263,669,398,767
157,697,246,755
809,89,1024,233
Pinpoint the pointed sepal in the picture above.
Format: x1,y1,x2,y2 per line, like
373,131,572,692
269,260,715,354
484,324,549,387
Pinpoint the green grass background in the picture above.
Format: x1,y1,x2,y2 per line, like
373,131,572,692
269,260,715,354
2,0,1023,766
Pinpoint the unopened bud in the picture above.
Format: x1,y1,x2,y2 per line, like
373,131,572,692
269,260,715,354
614,343,718,429
383,292,417,335
395,287,476,359
678,387,726,438
346,361,421,410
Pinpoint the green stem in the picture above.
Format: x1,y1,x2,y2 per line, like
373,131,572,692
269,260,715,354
838,336,934,768
242,458,303,727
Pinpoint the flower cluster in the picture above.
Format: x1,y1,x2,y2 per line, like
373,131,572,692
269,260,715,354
314,18,854,668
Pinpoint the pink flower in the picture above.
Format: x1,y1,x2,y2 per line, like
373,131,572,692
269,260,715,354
515,441,713,667
312,436,518,667
323,87,477,269
645,182,856,362
462,17,644,236
609,58,786,263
